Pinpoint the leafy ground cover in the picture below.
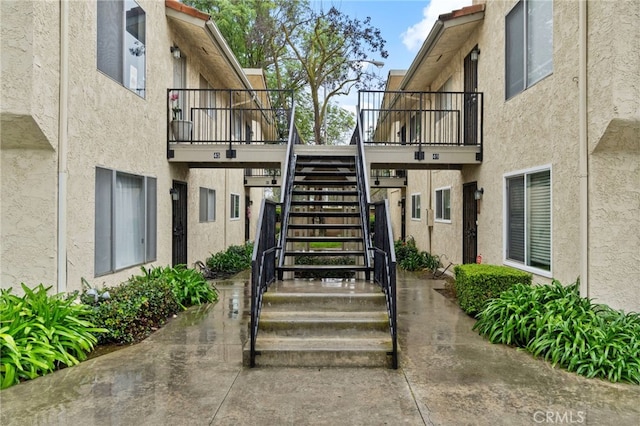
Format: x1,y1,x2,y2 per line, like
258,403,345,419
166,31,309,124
1,264,218,389
473,280,640,384
205,242,254,279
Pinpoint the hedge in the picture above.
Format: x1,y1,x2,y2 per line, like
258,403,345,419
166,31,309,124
454,264,532,316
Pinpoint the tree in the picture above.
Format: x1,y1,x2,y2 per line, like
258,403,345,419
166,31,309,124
281,6,387,144
184,0,386,145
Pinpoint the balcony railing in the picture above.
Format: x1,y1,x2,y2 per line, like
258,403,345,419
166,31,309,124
167,89,293,146
358,90,483,147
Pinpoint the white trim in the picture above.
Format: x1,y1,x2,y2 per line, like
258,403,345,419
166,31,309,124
230,192,241,220
434,186,452,223
502,164,553,277
410,192,421,220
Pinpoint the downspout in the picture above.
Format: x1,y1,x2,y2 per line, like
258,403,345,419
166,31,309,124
579,0,589,297
57,0,69,293
224,168,229,248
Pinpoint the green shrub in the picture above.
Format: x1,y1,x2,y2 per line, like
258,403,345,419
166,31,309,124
83,275,180,345
142,265,218,307
474,280,640,384
0,284,106,389
206,242,254,278
394,237,440,272
454,264,531,316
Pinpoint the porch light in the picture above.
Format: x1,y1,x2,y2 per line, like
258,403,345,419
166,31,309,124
170,188,179,201
470,47,481,62
474,187,484,200
170,45,181,59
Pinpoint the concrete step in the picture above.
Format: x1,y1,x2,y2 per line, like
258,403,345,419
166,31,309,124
247,336,394,368
262,292,386,311
259,311,390,337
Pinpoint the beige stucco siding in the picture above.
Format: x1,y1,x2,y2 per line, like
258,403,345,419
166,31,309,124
1,0,267,294
400,0,638,311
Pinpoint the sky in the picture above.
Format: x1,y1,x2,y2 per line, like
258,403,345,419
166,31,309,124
309,0,473,112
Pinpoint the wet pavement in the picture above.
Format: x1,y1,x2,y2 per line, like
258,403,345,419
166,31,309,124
1,270,639,425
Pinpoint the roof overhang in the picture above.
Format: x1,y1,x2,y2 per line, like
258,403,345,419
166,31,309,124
399,4,485,91
165,0,253,90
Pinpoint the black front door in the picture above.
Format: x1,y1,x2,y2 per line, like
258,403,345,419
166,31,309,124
464,47,479,146
463,182,478,264
172,180,188,266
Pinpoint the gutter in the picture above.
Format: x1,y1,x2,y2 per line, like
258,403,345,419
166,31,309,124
579,0,589,298
57,0,69,293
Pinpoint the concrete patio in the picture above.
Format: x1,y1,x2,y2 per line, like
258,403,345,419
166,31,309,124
1,270,638,425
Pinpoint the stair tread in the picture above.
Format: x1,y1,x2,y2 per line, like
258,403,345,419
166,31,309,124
289,212,360,217
283,250,365,256
286,236,362,241
287,224,362,229
260,311,388,321
279,265,370,270
255,336,392,351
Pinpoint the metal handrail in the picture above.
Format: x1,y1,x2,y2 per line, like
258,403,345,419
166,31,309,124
276,108,300,274
353,112,373,277
372,199,398,369
166,89,294,152
250,199,278,367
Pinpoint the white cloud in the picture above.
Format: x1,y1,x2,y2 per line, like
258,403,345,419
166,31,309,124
401,0,472,52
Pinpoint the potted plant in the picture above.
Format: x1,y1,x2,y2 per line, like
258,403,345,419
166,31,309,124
169,91,192,142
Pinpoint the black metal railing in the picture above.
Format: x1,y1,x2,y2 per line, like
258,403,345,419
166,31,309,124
358,90,483,149
167,89,293,147
244,168,281,185
249,199,278,367
372,199,398,369
353,114,373,278
276,110,300,275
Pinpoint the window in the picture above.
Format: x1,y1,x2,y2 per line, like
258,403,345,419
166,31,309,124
436,78,453,121
95,167,156,275
199,75,216,118
435,187,451,221
505,167,551,274
97,0,146,97
199,187,216,222
411,193,421,220
409,113,420,143
230,193,240,220
505,0,553,99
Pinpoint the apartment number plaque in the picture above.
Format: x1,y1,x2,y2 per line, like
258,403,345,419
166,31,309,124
214,152,220,159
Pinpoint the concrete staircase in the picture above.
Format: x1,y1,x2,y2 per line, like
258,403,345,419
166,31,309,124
244,279,394,368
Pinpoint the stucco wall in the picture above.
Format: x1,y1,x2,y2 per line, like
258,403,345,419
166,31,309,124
1,0,265,293
585,0,640,312
187,168,248,265
401,0,638,311
0,0,60,150
1,150,58,287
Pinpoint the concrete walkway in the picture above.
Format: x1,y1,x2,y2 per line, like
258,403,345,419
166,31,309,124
1,271,638,425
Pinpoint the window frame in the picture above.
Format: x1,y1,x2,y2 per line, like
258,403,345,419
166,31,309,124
505,0,553,100
95,167,156,276
230,193,241,220
97,0,146,98
410,193,421,220
503,165,552,277
199,187,216,223
435,186,452,223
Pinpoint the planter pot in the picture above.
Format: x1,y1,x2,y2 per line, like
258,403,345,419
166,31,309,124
171,120,193,142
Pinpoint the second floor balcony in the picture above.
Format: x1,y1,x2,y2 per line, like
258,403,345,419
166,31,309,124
166,88,483,171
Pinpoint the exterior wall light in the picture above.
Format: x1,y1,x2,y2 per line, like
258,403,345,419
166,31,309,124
470,47,481,62
474,187,484,200
170,188,179,201
170,45,181,59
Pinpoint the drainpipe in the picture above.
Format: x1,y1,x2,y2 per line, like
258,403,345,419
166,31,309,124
579,0,589,297
224,168,229,248
57,0,69,293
